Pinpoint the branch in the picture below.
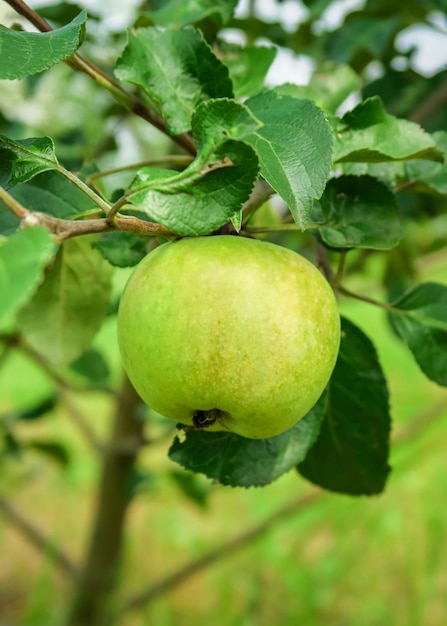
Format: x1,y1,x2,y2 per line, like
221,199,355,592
3,0,196,156
409,77,447,125
122,490,324,613
0,495,78,578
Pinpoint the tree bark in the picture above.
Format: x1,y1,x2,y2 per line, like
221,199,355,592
67,374,145,626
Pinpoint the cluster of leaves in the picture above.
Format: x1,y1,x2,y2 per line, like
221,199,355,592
1,0,446,498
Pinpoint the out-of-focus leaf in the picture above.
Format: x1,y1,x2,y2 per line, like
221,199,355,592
245,90,333,229
390,283,447,386
168,394,326,488
70,348,110,385
0,11,87,79
318,175,403,249
17,238,113,366
26,440,70,466
115,26,233,135
218,41,277,99
169,470,211,508
147,0,238,27
298,317,391,496
0,227,57,323
92,232,148,267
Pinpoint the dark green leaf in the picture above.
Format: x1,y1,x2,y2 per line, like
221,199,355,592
168,395,326,488
148,0,238,27
218,41,277,99
2,170,96,219
18,396,57,421
26,440,70,466
245,90,333,229
0,11,87,80
115,26,233,135
0,227,57,323
128,99,260,236
169,470,210,508
298,317,391,496
17,238,113,366
70,348,110,385
0,135,59,189
390,283,447,386
318,175,403,249
334,97,444,163
93,232,148,267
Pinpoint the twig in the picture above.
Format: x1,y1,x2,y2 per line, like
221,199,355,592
409,77,447,126
87,156,194,181
0,495,78,578
60,392,105,454
336,285,396,312
3,0,196,156
122,490,324,613
0,186,29,219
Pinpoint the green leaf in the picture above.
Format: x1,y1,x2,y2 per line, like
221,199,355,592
245,90,333,229
2,171,96,219
70,348,110,386
17,238,113,366
148,0,238,27
298,317,391,496
334,97,445,163
390,283,447,386
318,175,403,250
115,26,233,135
93,232,148,268
276,63,361,113
127,99,260,236
168,394,326,488
0,136,59,189
169,470,210,508
26,440,70,466
0,11,87,80
403,131,447,195
0,227,57,323
18,396,57,421
218,41,277,99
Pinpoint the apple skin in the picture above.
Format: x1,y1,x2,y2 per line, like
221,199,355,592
117,235,340,439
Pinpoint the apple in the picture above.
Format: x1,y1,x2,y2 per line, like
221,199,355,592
117,235,340,439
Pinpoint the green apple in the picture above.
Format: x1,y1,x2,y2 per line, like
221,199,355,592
117,235,340,439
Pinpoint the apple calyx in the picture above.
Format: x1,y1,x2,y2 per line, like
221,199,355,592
193,409,228,430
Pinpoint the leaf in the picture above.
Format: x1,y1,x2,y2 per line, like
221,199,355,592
334,97,445,163
390,283,447,386
245,90,333,229
169,470,210,508
92,232,148,267
70,348,110,385
0,136,59,189
26,440,70,466
403,131,447,195
0,227,57,323
218,41,277,99
298,317,391,496
18,396,58,421
115,26,233,135
168,395,326,488
148,0,238,27
17,238,113,366
0,11,87,80
127,99,260,236
2,171,96,219
317,175,403,250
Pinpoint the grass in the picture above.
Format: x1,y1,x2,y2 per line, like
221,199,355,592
0,258,446,626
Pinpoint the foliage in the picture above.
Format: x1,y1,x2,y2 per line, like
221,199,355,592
0,0,446,624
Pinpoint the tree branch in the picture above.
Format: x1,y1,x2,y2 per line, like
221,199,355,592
409,77,447,126
3,0,196,156
122,490,324,613
0,495,78,578
67,374,146,626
